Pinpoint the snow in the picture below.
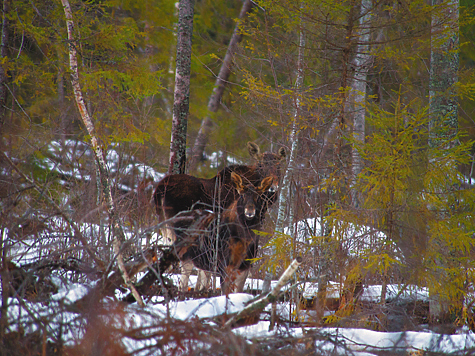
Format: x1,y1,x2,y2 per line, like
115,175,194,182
4,289,475,355
51,283,91,304
284,217,395,258
148,293,254,320
37,139,164,188
205,150,242,168
4,140,475,354
3,215,471,354
234,323,475,355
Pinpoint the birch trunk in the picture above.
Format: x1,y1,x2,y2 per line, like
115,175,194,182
188,0,253,172
61,0,143,305
274,27,305,235
268,22,305,328
225,257,302,328
316,1,373,322
0,227,8,339
349,0,372,209
168,0,195,175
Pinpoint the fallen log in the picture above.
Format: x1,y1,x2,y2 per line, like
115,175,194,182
224,257,302,329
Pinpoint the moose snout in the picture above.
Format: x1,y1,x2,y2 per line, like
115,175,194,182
244,207,256,219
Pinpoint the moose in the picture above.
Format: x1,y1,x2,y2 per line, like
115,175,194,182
161,172,274,294
152,142,286,245
153,142,286,293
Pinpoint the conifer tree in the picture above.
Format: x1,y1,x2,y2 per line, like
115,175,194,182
428,0,461,328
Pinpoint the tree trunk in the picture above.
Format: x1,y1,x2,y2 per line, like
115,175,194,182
0,0,10,140
274,25,305,235
321,2,358,156
188,0,253,172
349,0,372,208
61,0,143,304
429,0,459,147
269,20,305,330
428,0,459,329
169,0,196,175
0,228,10,341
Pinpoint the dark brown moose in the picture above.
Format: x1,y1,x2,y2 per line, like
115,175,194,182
152,142,286,245
165,172,274,294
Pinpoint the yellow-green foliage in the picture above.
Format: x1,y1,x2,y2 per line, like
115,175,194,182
324,95,475,309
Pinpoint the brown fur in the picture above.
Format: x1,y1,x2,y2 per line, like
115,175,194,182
170,173,274,294
152,142,286,243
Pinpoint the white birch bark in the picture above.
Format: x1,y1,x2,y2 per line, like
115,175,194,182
267,21,305,327
224,257,302,328
61,0,143,305
349,0,372,209
274,25,305,235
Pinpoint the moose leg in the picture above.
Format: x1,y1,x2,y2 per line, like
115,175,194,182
195,269,211,292
160,222,176,246
234,269,249,293
220,267,239,295
179,260,194,292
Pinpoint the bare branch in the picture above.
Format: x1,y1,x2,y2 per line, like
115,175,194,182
224,257,302,329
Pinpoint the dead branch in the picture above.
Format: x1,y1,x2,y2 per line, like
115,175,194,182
113,239,145,306
224,257,302,329
73,248,158,309
2,152,105,270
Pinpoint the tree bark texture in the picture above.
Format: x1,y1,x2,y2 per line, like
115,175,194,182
349,0,373,208
224,257,302,328
61,0,127,249
428,0,460,327
0,0,10,136
188,0,253,172
429,0,459,147
275,24,305,235
169,0,196,175
321,3,358,156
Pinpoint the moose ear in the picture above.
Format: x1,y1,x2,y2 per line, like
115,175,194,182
258,176,275,193
278,147,286,159
247,141,261,160
231,172,245,194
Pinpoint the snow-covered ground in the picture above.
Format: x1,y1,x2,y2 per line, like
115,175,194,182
5,222,472,354
3,216,473,354
4,287,475,355
3,140,475,354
